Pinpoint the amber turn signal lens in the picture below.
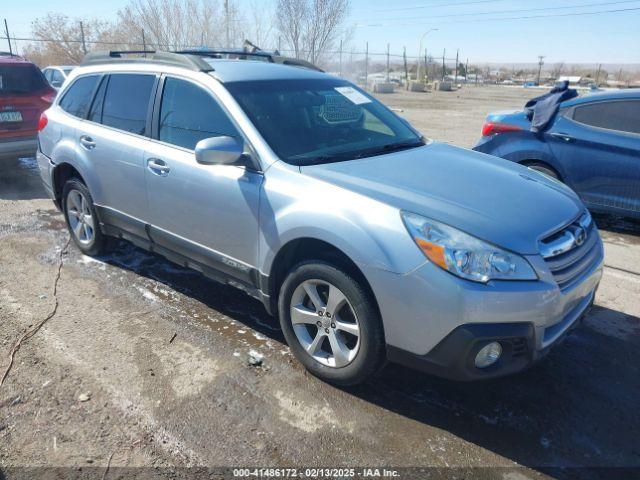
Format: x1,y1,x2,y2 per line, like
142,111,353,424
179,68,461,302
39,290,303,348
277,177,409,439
416,238,448,270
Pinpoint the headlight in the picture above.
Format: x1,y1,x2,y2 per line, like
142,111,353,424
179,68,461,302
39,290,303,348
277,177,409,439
401,212,537,283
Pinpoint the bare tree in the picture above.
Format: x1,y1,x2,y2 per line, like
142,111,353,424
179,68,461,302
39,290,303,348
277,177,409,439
115,0,246,50
246,0,276,49
551,61,565,79
276,0,350,64
21,13,114,65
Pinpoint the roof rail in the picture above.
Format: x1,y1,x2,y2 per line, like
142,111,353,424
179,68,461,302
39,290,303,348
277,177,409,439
80,50,214,72
176,49,273,59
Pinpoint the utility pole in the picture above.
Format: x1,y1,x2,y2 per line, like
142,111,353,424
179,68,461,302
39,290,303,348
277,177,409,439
465,58,469,84
142,29,146,56
386,43,390,83
4,19,12,55
424,50,427,80
442,49,446,81
403,47,408,86
364,42,369,90
454,49,459,84
537,55,545,85
224,0,230,48
80,21,87,55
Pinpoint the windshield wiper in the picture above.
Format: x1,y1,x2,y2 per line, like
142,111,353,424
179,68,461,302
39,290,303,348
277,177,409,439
294,139,425,166
369,139,425,156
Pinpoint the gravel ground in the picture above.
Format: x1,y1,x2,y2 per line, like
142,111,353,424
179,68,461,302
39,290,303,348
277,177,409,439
1,85,639,479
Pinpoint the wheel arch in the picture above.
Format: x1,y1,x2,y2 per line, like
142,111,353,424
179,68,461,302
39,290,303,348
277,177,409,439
52,162,88,207
519,159,562,181
265,237,381,323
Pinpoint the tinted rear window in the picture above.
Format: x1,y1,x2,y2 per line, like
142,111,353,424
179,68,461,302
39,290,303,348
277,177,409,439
101,74,155,135
573,100,640,134
59,75,100,118
0,65,48,95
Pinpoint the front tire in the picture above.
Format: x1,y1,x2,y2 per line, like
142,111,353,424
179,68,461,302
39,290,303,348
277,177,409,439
523,161,560,180
62,178,109,256
278,261,386,386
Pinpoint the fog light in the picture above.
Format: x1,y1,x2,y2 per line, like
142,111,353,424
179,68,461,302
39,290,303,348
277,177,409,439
475,342,502,368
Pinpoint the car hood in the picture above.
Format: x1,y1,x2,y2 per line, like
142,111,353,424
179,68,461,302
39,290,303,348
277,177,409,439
300,142,583,255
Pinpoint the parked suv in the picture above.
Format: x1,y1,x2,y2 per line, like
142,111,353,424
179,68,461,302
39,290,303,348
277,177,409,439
1,53,56,160
37,51,604,385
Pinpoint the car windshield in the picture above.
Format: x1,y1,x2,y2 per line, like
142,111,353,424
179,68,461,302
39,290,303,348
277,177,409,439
0,65,48,95
225,78,424,166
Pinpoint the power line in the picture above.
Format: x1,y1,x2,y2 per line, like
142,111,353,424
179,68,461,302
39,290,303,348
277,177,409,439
353,0,509,13
358,0,640,23
357,5,640,27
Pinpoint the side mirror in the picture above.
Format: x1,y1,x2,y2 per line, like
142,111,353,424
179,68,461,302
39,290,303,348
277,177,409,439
195,136,244,165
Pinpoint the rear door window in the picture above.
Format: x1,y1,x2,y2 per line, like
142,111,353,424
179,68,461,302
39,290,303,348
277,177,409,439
572,100,640,134
158,77,240,150
51,69,65,88
101,74,156,136
0,65,48,95
59,75,100,118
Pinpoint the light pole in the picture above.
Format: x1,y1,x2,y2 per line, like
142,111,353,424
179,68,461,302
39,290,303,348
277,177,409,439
416,28,438,83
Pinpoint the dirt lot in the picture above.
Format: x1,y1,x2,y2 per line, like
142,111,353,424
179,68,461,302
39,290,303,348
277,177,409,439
1,85,639,479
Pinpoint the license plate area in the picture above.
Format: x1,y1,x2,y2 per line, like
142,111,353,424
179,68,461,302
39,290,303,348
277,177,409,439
0,111,23,123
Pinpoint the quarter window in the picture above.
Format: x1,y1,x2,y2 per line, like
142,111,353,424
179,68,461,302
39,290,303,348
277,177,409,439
87,76,108,123
158,77,240,150
101,74,156,136
573,100,640,134
59,75,99,118
51,69,65,88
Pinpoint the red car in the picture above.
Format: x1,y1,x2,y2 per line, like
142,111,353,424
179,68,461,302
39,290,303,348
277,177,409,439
0,52,56,160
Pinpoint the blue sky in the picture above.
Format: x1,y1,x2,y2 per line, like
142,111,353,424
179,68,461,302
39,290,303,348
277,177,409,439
3,0,640,64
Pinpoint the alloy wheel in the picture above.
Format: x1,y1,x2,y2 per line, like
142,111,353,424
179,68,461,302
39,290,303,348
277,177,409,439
66,190,95,246
289,279,361,368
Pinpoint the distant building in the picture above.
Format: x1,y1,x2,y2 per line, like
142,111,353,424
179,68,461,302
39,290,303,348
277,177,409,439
557,76,582,85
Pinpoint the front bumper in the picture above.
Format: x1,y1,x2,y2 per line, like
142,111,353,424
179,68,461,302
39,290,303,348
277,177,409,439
363,237,603,381
0,136,38,160
387,290,594,381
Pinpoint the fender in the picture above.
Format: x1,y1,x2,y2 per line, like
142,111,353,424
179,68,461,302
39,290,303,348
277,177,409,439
257,163,426,278
50,140,105,203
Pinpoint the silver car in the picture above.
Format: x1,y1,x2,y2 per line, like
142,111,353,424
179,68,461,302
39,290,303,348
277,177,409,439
36,51,604,385
42,65,75,90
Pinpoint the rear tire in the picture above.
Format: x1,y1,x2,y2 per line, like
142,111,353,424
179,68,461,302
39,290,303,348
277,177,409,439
62,178,109,256
522,161,560,180
278,261,386,386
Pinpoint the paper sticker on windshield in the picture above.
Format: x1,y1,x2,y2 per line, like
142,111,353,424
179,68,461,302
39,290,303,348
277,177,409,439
334,86,371,105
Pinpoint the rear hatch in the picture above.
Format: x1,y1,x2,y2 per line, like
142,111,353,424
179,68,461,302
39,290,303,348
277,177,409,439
0,63,54,140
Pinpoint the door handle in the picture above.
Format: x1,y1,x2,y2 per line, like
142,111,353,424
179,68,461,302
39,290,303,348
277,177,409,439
79,135,96,149
147,158,170,176
550,132,574,142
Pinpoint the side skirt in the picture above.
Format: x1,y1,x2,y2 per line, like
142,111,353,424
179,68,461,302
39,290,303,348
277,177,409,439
95,205,272,312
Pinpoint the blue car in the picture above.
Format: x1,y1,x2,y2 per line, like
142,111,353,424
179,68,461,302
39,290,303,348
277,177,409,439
474,89,640,219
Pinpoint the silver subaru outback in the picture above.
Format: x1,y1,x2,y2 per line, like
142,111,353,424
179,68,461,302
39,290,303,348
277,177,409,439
36,51,604,385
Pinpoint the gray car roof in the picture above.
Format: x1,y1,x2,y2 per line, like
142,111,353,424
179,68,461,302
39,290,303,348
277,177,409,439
563,88,640,107
207,59,332,83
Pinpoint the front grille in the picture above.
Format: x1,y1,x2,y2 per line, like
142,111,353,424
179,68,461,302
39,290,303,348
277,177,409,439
540,212,600,291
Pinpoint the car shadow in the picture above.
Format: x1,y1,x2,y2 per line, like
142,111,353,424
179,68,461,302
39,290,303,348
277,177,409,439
97,240,640,478
593,212,640,238
0,156,49,201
